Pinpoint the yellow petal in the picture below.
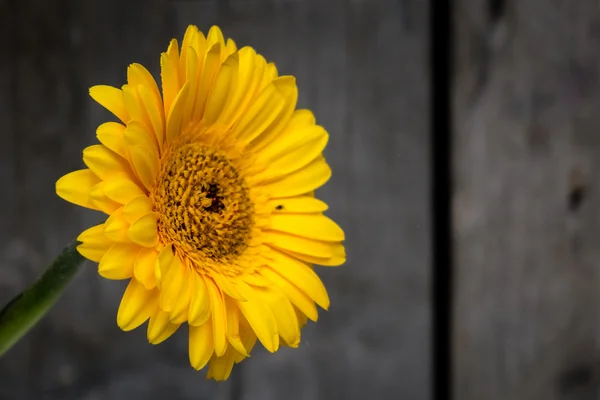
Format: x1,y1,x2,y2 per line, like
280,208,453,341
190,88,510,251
235,314,257,364
134,247,158,289
76,224,113,262
98,243,138,280
283,243,346,267
287,109,316,128
260,156,331,198
203,53,237,125
294,306,308,329
207,25,225,48
117,279,158,331
268,213,344,242
124,129,160,189
207,349,237,381
161,39,181,117
122,120,154,149
56,169,100,210
156,244,175,288
225,38,237,57
89,181,121,215
122,84,154,139
259,267,318,321
128,212,159,247
263,231,333,258
266,196,328,213
252,131,327,183
260,61,278,91
170,266,192,324
206,277,228,357
181,47,200,127
236,283,279,353
103,173,145,205
123,195,153,223
189,274,211,326
96,122,127,158
138,85,165,150
224,296,248,356
256,286,300,348
166,83,190,143
232,80,286,143
249,76,298,151
211,272,246,301
242,272,270,287
259,121,329,162
192,42,223,121
89,85,129,123
179,25,200,78
83,144,132,181
166,37,180,64
189,319,214,370
191,29,208,64
217,47,262,128
128,145,159,191
147,308,180,345
266,250,330,310
159,255,186,312
127,63,162,114
255,125,326,166
104,207,132,243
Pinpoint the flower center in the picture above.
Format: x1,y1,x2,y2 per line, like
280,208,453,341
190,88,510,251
151,143,254,265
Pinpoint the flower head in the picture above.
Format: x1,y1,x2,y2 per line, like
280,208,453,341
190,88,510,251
56,25,345,380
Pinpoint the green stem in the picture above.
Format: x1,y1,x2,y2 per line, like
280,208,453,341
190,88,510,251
0,241,86,357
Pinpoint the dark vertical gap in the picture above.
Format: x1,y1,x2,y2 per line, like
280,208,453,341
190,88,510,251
430,0,452,398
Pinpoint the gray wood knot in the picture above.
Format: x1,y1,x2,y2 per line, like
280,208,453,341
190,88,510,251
568,168,586,212
556,363,597,397
488,0,506,25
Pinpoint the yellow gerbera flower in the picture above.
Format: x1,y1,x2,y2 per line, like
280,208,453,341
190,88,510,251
55,25,345,380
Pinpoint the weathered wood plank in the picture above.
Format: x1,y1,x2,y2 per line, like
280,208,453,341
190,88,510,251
454,1,600,398
0,0,430,398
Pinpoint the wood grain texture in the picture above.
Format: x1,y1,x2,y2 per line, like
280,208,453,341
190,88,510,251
454,1,600,399
0,0,430,399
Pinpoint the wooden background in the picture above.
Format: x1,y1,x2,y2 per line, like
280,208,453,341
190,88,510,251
0,0,430,399
3,0,598,398
454,0,600,399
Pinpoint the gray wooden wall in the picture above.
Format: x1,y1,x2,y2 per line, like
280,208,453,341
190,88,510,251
0,0,430,399
454,1,600,399
3,0,596,398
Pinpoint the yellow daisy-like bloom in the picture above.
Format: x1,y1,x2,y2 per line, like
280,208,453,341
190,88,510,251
55,25,345,380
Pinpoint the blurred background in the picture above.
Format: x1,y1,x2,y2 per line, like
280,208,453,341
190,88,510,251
0,0,430,399
5,0,600,399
